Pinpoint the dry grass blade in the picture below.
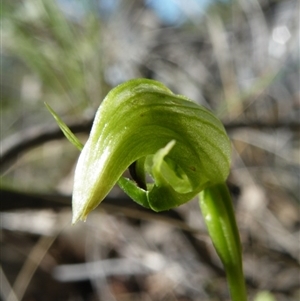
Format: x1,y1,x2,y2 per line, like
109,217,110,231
0,266,19,301
7,225,66,301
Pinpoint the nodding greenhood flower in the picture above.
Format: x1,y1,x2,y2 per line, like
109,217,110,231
46,79,247,301
72,78,231,223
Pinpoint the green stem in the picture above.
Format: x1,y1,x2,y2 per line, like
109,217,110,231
199,183,247,301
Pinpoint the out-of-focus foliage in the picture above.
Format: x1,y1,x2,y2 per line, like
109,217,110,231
3,0,104,112
254,291,277,301
1,0,299,300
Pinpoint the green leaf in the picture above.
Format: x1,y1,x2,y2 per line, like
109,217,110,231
45,102,83,151
72,78,231,222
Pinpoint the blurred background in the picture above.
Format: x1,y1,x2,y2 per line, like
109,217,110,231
1,0,299,300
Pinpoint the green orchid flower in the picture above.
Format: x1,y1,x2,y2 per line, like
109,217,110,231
46,78,247,301
72,79,231,222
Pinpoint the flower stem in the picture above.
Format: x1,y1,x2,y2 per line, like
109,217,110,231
199,183,247,301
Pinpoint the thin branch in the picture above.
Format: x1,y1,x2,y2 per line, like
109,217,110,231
7,188,298,292
0,120,92,171
224,121,300,130
1,188,224,279
1,119,299,171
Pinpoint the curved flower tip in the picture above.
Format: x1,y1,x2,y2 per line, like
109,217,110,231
72,78,231,223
